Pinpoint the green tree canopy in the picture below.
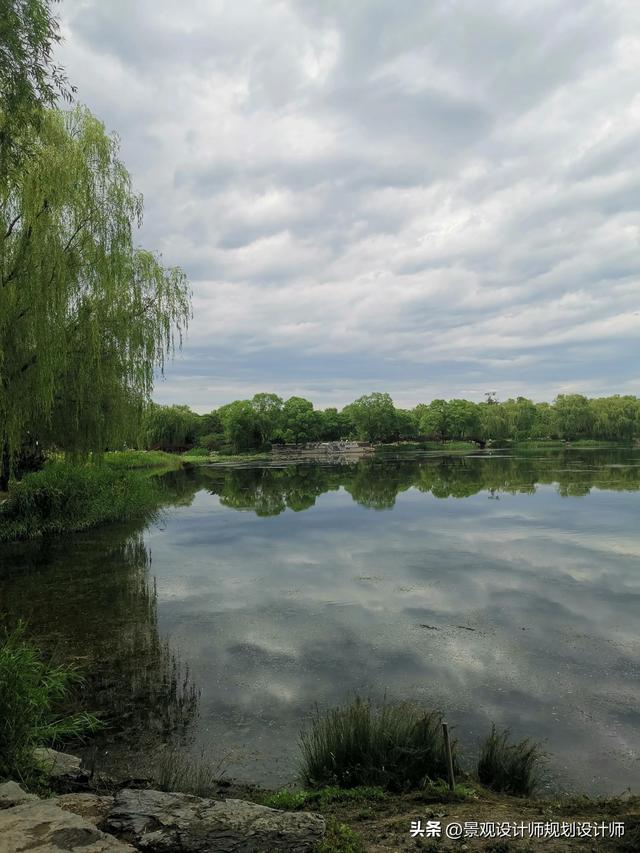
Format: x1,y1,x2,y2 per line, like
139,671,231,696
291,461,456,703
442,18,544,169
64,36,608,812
142,404,199,451
418,399,451,441
218,400,257,452
554,394,594,440
279,396,319,444
250,393,283,446
317,407,353,441
343,392,397,443
0,106,190,485
0,0,74,181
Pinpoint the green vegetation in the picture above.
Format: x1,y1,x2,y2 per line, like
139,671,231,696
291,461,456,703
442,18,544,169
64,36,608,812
0,0,74,180
299,698,458,792
138,393,640,460
142,405,201,452
102,450,185,471
191,449,640,517
180,450,270,465
0,461,162,541
316,819,366,853
0,624,100,787
477,725,545,797
298,699,546,801
0,1,190,491
263,785,387,811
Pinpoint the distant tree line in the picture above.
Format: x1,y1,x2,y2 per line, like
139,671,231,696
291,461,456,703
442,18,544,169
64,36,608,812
140,392,640,453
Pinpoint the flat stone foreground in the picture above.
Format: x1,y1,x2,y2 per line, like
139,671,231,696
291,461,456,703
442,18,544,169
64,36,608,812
0,781,325,852
107,787,325,852
0,795,133,853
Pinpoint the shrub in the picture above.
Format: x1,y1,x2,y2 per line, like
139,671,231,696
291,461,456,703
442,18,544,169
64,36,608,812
299,698,458,792
0,624,100,787
0,461,160,541
477,725,544,797
198,433,226,452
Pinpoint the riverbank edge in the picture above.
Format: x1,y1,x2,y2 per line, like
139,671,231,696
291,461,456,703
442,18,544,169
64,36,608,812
0,452,184,542
1,443,636,542
5,749,637,852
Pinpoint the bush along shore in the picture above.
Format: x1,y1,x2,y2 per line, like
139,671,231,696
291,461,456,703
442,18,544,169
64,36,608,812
0,635,637,853
0,452,186,542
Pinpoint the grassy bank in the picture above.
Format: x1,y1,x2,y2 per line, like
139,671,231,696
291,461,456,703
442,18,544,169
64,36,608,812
0,448,274,542
129,698,637,849
102,450,185,470
0,455,179,542
179,450,270,464
258,784,639,852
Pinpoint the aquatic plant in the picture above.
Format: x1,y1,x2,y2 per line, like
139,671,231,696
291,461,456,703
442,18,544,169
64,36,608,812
0,624,100,787
299,697,458,792
477,724,544,797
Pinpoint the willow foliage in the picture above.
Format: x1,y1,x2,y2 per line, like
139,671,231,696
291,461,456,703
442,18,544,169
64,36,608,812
0,0,73,181
0,106,191,482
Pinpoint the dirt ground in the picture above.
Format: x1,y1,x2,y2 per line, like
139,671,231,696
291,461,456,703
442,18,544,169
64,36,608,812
317,788,639,852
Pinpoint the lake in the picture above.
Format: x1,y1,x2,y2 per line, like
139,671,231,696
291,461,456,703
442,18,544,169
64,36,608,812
1,447,638,794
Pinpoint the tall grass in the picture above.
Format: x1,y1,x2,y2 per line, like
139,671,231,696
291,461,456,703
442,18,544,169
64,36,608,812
0,461,161,541
153,746,230,797
299,698,458,792
477,725,544,797
0,624,100,787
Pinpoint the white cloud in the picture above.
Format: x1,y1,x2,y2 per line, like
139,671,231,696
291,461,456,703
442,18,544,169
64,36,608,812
57,0,640,407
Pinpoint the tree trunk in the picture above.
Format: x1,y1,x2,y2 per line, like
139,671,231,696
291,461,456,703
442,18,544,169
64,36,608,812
0,439,10,492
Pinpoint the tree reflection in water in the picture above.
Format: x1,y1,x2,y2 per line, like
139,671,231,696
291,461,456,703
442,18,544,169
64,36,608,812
0,519,199,770
194,448,640,515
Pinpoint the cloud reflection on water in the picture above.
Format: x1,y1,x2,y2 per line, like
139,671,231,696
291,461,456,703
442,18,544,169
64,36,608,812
147,451,640,792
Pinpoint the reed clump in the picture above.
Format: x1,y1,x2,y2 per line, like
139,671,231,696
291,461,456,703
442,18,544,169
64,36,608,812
153,746,230,798
477,724,545,797
299,697,458,792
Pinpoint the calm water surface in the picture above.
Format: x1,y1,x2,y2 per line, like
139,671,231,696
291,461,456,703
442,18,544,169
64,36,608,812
1,448,639,793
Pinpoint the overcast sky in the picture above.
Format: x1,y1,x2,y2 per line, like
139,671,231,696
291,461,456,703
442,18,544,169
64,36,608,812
57,0,640,411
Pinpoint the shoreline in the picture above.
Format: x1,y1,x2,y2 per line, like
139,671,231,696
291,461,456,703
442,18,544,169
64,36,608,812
6,747,638,852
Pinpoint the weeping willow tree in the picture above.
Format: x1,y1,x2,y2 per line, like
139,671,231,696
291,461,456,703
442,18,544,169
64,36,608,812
0,106,191,487
0,0,74,183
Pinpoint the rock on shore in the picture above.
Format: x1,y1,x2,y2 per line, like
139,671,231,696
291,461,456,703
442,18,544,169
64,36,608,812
107,787,325,852
0,782,132,853
0,751,326,852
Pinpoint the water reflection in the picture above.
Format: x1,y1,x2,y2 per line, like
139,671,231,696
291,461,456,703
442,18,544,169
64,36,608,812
0,522,199,766
1,448,639,792
197,448,640,514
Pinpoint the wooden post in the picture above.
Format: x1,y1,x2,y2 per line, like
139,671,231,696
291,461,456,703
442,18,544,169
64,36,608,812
442,722,455,791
